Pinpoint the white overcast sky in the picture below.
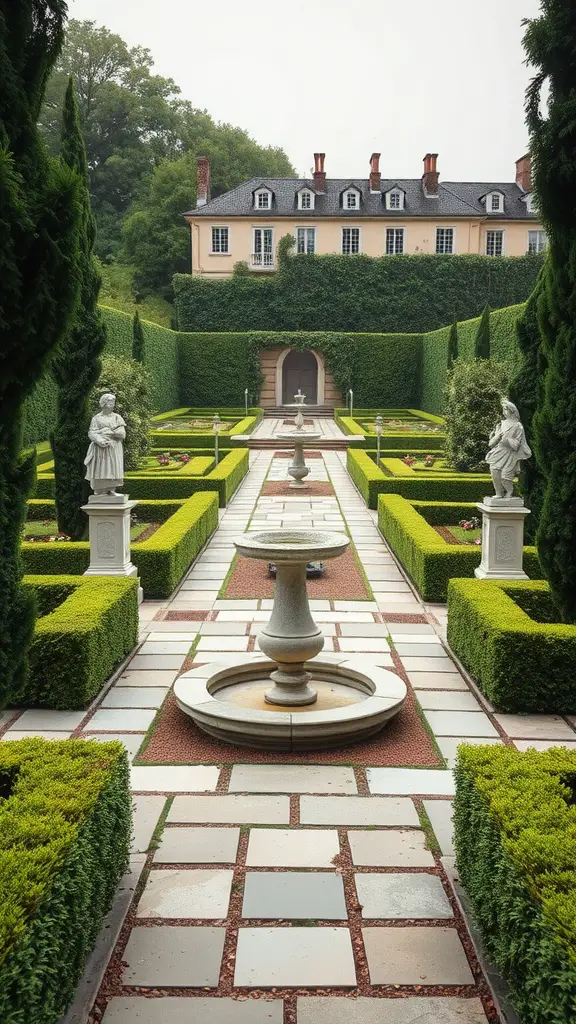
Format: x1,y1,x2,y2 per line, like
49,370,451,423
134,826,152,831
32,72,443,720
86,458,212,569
68,0,541,182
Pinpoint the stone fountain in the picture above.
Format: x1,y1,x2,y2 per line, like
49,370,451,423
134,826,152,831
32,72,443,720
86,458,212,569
175,529,406,750
277,390,321,489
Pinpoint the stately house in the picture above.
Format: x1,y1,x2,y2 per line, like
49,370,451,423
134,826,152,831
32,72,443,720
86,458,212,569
184,152,545,279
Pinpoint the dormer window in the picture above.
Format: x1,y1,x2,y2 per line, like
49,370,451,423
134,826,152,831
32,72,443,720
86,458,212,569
254,188,272,210
342,188,360,210
523,192,534,213
482,190,505,214
385,188,405,211
298,189,314,211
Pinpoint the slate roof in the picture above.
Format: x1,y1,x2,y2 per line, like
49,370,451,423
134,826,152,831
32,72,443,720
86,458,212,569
184,178,536,220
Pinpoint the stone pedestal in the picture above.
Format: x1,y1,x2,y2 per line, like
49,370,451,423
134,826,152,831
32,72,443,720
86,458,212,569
81,495,142,600
474,496,530,580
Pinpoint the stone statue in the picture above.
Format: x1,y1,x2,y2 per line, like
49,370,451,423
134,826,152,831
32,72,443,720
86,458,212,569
84,393,126,497
485,398,531,499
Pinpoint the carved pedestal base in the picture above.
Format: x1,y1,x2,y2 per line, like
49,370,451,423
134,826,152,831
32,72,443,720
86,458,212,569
474,497,530,580
81,495,142,602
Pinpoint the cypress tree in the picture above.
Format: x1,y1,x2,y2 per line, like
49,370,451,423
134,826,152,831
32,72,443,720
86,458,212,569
447,319,459,370
474,304,491,359
524,0,576,621
0,2,81,705
52,76,107,540
132,311,145,362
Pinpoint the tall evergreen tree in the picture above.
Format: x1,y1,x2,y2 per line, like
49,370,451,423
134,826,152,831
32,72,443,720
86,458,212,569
52,77,107,539
524,0,576,621
0,2,81,705
447,319,459,370
132,311,145,362
474,304,491,359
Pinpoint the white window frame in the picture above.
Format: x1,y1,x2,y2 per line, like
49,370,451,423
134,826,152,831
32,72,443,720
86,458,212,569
298,189,314,211
342,188,360,210
254,188,272,210
341,226,361,254
486,191,504,213
385,189,404,211
523,192,534,213
528,229,547,254
486,229,504,256
385,226,405,255
210,225,230,255
435,226,455,254
296,226,316,254
252,226,274,267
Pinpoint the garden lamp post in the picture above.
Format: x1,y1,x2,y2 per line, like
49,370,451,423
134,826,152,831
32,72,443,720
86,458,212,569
349,389,354,419
213,412,221,466
244,388,249,418
375,415,383,468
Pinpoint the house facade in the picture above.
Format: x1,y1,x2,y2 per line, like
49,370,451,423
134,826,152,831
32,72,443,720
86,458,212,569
184,152,546,279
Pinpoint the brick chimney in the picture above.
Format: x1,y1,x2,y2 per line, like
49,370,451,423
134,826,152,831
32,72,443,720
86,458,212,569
422,153,439,197
369,152,381,193
515,153,532,193
196,156,210,207
313,153,326,194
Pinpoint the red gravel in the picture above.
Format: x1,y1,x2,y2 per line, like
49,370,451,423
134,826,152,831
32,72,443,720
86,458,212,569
224,549,369,600
282,419,315,426
135,681,442,766
381,612,429,624
261,481,335,497
162,610,210,620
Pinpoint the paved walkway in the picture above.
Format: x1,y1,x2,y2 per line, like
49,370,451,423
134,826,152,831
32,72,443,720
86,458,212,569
3,430,576,1023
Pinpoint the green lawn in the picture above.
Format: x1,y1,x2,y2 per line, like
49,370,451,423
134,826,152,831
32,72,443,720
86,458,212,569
23,520,154,542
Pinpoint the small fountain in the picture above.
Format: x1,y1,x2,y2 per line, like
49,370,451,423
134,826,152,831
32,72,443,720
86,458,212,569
175,529,406,750
277,389,321,489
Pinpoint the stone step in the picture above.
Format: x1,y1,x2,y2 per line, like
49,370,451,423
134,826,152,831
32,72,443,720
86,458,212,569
263,406,335,418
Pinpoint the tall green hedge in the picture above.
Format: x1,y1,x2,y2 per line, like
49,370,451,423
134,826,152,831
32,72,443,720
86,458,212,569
174,253,543,333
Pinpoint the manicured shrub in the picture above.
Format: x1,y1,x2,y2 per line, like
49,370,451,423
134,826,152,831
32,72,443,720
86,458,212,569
21,575,138,708
447,320,458,369
454,745,576,1024
378,495,542,601
132,491,219,597
0,737,131,1024
91,355,152,469
347,450,490,508
474,303,491,359
52,78,107,541
443,358,509,471
447,577,576,712
132,310,145,362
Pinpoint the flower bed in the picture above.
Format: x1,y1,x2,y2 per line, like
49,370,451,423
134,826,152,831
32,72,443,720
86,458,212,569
378,496,541,602
0,738,131,1024
150,406,263,448
454,745,576,1024
347,449,490,507
447,578,576,712
335,407,445,450
20,575,138,708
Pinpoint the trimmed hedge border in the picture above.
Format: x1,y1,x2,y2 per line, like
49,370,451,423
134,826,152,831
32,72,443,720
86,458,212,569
447,578,576,712
22,575,138,708
0,738,131,1024
150,408,263,448
454,745,576,1024
347,449,491,507
335,411,445,451
378,495,542,602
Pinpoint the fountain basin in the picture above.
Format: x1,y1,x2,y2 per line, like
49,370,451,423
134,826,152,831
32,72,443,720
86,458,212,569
174,655,407,750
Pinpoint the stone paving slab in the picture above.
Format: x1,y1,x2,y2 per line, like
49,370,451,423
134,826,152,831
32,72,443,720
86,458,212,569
242,871,347,919
348,829,434,867
118,669,178,686
81,733,145,761
407,671,468,690
229,765,357,794
401,657,458,673
102,997,284,1023
423,800,455,856
139,641,192,655
246,828,340,867
89,708,158,732
296,996,489,1023
338,622,389,637
435,736,503,767
395,643,449,658
131,765,220,792
423,710,499,738
154,827,240,864
367,768,455,796
415,691,481,712
136,868,233,919
363,926,474,985
338,638,390,653
100,687,169,709
513,738,576,752
121,926,225,987
131,795,166,854
200,621,250,635
300,796,419,826
197,636,251,651
356,872,453,919
168,795,290,824
2,729,73,741
9,709,85,731
234,928,356,987
129,654,186,670
494,713,576,740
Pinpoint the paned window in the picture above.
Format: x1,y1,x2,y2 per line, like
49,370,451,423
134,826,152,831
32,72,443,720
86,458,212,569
385,227,404,254
528,230,548,254
211,227,229,253
252,228,274,266
344,190,359,209
297,227,316,254
435,227,454,254
299,191,312,210
255,190,271,209
342,227,360,254
389,191,401,209
486,230,504,256
490,193,502,212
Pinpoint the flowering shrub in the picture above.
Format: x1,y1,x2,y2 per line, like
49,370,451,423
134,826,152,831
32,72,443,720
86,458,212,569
178,454,191,464
157,455,171,466
402,455,416,466
424,455,436,467
459,517,481,531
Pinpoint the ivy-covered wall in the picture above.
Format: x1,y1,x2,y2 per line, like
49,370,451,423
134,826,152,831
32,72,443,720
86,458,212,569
174,254,543,334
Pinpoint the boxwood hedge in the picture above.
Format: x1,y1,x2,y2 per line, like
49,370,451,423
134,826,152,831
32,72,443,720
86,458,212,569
447,578,576,712
347,449,490,508
454,745,576,1024
0,738,131,1024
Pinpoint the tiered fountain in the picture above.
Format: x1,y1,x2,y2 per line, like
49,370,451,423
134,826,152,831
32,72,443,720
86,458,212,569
277,389,321,488
175,529,406,751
